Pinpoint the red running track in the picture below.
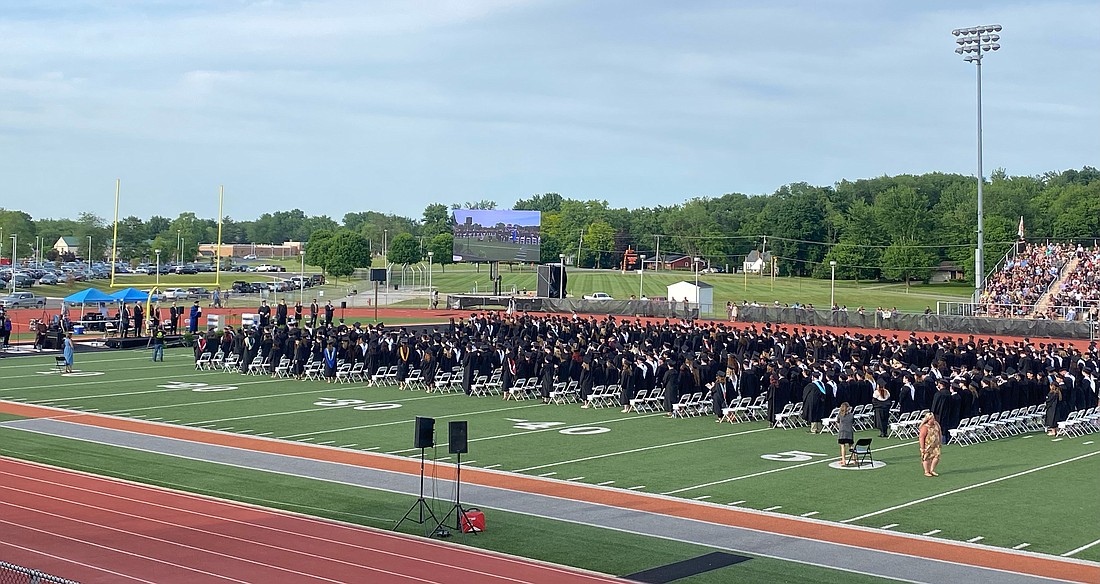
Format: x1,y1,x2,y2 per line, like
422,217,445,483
0,457,625,584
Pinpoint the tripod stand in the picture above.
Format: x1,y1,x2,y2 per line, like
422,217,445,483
394,447,438,535
435,451,477,538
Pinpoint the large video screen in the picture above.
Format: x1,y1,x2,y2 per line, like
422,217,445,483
452,209,541,263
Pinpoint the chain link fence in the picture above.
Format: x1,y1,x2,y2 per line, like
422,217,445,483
0,561,80,584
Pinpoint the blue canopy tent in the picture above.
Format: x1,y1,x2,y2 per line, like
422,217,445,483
110,288,152,303
63,288,114,304
63,288,116,334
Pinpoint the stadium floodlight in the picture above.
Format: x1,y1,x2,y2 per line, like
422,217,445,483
951,24,1002,296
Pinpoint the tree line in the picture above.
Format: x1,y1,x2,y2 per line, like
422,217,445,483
2,167,1096,282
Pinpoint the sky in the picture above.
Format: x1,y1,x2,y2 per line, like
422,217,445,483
1,0,1097,223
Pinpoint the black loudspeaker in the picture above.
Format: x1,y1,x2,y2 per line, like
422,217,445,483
448,421,468,454
536,264,567,298
340,301,347,309
370,268,387,282
414,416,435,448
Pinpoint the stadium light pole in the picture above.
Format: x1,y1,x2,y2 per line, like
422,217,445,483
829,260,837,307
87,235,92,271
639,254,646,298
155,249,161,287
952,24,1001,296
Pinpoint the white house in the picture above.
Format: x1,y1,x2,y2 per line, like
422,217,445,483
666,281,713,314
53,237,81,255
743,249,772,274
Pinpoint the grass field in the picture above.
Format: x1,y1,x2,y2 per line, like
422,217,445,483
407,264,975,315
22,259,974,316
1,347,1097,577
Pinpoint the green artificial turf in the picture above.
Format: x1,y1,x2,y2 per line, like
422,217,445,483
1,348,1097,564
0,427,902,584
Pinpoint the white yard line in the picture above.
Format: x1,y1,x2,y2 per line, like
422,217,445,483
1062,537,1100,557
284,402,548,440
662,441,915,495
762,505,782,511
513,426,771,473
967,536,985,543
841,450,1100,524
881,523,899,530
800,511,819,517
1013,543,1030,550
923,529,941,536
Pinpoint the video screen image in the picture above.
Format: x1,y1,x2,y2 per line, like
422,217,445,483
452,209,541,263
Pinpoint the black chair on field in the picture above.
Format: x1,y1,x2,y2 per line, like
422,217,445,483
847,438,874,467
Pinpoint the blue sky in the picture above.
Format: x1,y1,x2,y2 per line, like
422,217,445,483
1,0,1097,223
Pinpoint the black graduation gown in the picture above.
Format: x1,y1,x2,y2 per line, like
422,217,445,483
802,381,825,424
710,380,728,417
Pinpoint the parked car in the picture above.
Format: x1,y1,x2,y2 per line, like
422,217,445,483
242,254,258,260
10,273,36,288
162,288,190,300
187,287,209,297
231,281,257,293
0,292,46,309
253,264,286,273
583,292,614,300
37,273,59,285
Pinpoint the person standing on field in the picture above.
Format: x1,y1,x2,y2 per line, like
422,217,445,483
918,412,942,477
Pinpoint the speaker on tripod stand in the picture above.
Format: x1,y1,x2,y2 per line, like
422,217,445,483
435,421,479,537
394,416,439,534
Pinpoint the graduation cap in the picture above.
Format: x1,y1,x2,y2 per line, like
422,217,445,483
1005,367,1017,375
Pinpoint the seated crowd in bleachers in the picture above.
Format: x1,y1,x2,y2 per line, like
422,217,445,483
978,243,1073,318
1047,244,1100,322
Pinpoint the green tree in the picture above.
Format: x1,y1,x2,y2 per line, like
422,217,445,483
421,203,451,238
387,232,421,265
881,239,934,287
304,229,336,272
513,192,563,213
581,220,616,268
453,200,497,210
0,209,37,259
428,233,455,272
324,230,372,280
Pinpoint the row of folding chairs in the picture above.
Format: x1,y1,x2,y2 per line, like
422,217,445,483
584,385,622,408
774,402,805,428
949,405,1046,446
471,372,504,397
718,395,767,423
1058,407,1100,438
627,388,666,413
429,368,466,394
671,392,707,418
549,380,580,404
889,409,929,439
502,377,541,400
